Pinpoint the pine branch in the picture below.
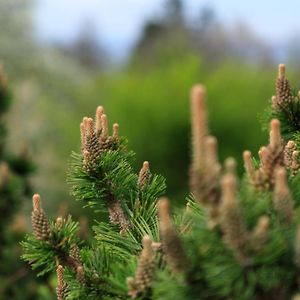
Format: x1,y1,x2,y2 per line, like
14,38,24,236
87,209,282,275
23,63,300,299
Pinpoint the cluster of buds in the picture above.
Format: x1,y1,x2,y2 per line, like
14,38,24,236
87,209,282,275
219,169,271,260
54,218,85,283
157,198,187,274
56,265,68,300
80,106,119,173
127,235,155,298
69,243,85,284
31,194,50,241
243,119,284,190
189,85,221,218
284,140,300,175
80,106,130,234
272,64,293,110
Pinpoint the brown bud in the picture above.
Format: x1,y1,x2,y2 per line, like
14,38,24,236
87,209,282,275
190,84,208,171
270,119,281,149
224,157,237,175
101,114,108,140
243,150,255,182
69,244,81,264
113,123,119,139
76,266,85,285
251,215,269,251
138,161,151,190
31,194,50,240
278,63,285,79
80,122,86,147
276,64,293,107
128,236,155,298
220,174,248,259
273,168,294,224
95,106,104,133
56,265,68,300
56,217,63,229
158,198,187,274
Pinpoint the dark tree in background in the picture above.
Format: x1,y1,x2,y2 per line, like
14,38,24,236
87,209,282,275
55,20,108,72
0,65,39,299
132,0,274,68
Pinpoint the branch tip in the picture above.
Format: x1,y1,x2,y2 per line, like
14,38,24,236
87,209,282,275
278,63,286,79
142,161,149,170
113,123,119,138
32,194,41,210
101,114,108,138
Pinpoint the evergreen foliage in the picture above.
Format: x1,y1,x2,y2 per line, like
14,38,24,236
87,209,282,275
22,64,300,299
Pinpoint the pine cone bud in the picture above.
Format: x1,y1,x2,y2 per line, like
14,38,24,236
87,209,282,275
56,217,63,230
224,157,236,175
138,161,151,190
256,120,284,189
191,135,221,208
56,265,68,300
95,105,104,134
251,215,269,251
291,151,300,174
284,140,297,170
158,198,187,274
243,150,255,184
69,244,81,264
80,122,86,148
127,277,138,298
113,123,119,139
76,266,85,285
190,84,208,171
220,174,248,258
128,235,155,298
270,119,282,150
31,194,50,240
100,114,108,140
108,198,130,234
273,167,294,224
275,64,293,108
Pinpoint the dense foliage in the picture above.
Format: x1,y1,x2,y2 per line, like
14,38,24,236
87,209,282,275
22,64,300,299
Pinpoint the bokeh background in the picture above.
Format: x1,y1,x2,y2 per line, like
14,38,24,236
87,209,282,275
3,0,300,215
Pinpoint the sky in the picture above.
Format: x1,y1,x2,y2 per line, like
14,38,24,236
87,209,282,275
34,0,300,60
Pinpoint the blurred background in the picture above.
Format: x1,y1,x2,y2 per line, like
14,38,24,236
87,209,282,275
3,0,300,214
2,0,300,297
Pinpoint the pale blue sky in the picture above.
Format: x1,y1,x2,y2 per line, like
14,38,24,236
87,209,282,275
34,0,300,59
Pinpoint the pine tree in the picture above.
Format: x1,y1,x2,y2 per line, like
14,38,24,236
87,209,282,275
22,64,300,299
